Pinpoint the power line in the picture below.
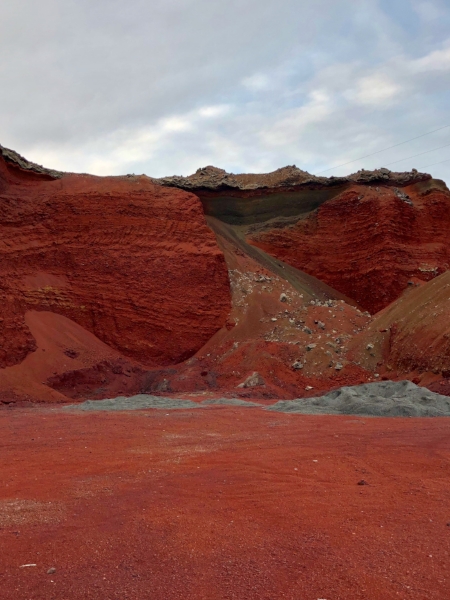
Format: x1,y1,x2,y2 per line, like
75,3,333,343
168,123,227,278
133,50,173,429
317,124,450,174
419,158,450,169
383,142,450,167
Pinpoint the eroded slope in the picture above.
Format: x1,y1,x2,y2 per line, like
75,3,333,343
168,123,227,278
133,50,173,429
347,270,450,381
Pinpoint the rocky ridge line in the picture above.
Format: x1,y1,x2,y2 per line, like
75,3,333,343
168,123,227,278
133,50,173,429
156,165,431,191
0,144,64,179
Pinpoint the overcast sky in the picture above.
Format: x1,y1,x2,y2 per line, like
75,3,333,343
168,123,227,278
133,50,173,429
1,0,450,181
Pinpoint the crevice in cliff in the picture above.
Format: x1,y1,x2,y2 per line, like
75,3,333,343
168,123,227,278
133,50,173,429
204,214,356,305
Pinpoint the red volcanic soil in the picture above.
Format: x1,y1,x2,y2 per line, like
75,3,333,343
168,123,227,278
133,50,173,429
1,146,450,400
0,311,148,403
1,151,450,600
1,405,450,599
347,271,450,385
0,151,230,370
149,217,373,399
247,180,450,314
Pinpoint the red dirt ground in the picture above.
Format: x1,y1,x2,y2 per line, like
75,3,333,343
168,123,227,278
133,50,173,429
1,404,449,600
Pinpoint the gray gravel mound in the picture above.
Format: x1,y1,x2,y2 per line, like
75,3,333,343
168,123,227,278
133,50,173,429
67,395,262,412
65,394,198,411
267,381,450,417
201,398,262,407
65,381,450,416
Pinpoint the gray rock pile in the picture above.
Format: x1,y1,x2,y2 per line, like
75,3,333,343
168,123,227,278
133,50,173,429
267,380,450,417
66,381,450,417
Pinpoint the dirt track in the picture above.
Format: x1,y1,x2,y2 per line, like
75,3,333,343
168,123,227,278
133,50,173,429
1,405,450,599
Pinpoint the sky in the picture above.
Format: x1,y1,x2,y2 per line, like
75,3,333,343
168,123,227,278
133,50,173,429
1,0,450,182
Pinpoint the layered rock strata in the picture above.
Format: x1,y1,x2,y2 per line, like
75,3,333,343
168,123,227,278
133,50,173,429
0,147,231,370
155,165,449,314
2,146,449,402
247,179,450,313
156,165,429,191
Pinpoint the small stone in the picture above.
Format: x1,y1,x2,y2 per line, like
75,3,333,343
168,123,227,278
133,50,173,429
279,293,288,303
305,386,313,391
306,344,317,351
357,480,369,486
335,363,343,370
304,327,312,334
47,567,56,575
394,187,413,205
271,317,277,322
237,372,265,389
156,378,170,392
366,343,374,350
292,361,304,370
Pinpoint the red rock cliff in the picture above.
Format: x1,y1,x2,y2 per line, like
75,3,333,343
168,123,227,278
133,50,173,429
246,180,450,313
0,147,231,368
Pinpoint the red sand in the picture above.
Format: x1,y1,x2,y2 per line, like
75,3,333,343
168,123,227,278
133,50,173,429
1,404,449,599
348,271,450,383
0,311,146,403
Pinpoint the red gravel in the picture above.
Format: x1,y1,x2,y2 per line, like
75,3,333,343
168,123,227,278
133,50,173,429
1,405,450,599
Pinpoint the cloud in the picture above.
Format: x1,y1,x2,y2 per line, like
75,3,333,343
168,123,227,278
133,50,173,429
412,0,448,22
412,44,450,71
242,74,272,91
353,74,401,106
1,0,450,184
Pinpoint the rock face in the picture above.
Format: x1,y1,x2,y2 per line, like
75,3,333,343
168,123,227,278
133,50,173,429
246,179,450,313
2,147,450,402
157,164,449,315
0,148,231,370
